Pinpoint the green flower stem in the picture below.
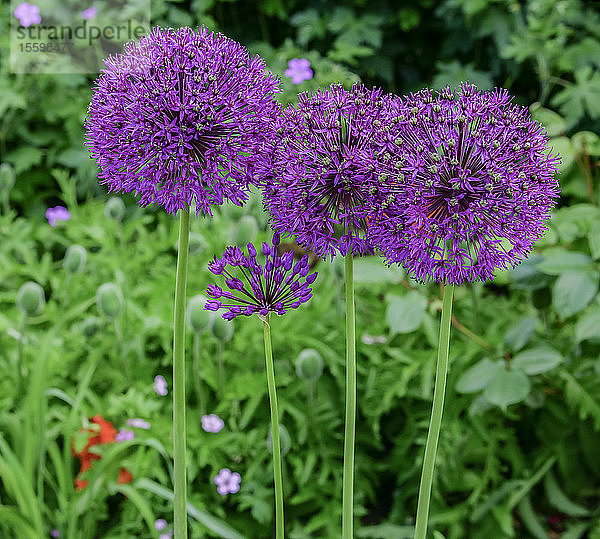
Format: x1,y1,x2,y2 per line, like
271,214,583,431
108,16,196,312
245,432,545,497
173,209,190,539
414,282,455,539
263,317,284,539
192,332,206,415
342,252,356,539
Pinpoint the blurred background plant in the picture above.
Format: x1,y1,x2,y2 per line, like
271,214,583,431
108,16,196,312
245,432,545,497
1,0,600,537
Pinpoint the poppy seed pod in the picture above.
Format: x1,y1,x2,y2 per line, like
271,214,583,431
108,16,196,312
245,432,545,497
0,163,16,192
267,424,291,456
63,245,87,274
211,315,233,342
96,282,124,318
187,295,213,333
295,348,324,381
81,316,101,338
17,281,45,317
188,232,208,255
104,197,125,221
233,215,258,247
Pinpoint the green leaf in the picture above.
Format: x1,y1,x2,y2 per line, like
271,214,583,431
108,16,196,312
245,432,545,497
589,221,600,259
504,316,537,352
483,367,531,409
536,249,593,275
553,270,599,319
455,358,503,393
530,105,566,137
4,147,44,175
561,371,600,430
511,256,552,290
385,292,428,334
517,494,548,539
572,131,600,156
544,471,589,517
353,258,404,283
512,347,563,375
547,137,574,172
575,309,600,343
432,60,493,90
551,67,600,124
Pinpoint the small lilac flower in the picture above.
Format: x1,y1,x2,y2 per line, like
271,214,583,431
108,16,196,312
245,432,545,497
284,58,313,84
115,429,135,442
50,530,60,538
201,414,224,433
45,206,71,226
127,418,151,429
365,83,560,284
154,375,168,396
214,468,241,495
80,6,97,20
159,534,173,539
205,233,317,320
256,84,394,258
14,3,41,27
155,519,167,531
85,26,281,215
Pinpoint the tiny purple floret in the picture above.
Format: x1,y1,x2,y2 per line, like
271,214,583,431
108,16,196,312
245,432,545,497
14,3,41,27
214,468,241,495
50,530,60,538
45,206,71,227
155,519,167,531
127,418,151,429
80,6,97,19
201,414,224,433
115,429,135,442
284,58,313,84
154,375,168,396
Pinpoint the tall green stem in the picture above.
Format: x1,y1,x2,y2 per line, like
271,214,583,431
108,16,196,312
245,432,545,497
173,209,190,539
263,318,284,539
342,252,356,539
414,282,455,539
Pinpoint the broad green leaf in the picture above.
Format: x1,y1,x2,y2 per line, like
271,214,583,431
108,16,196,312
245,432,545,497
551,67,600,124
455,358,503,394
353,258,404,283
572,130,600,156
432,61,493,90
511,256,552,290
575,309,600,343
385,292,427,334
553,270,599,319
512,347,563,375
547,137,574,172
589,221,600,259
536,249,593,275
483,367,530,409
504,316,537,352
530,105,566,137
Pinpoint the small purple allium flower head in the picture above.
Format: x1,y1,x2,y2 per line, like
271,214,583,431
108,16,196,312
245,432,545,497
364,84,560,284
126,418,151,429
155,519,167,531
115,428,135,442
202,414,224,433
205,233,317,320
154,375,168,396
284,58,313,84
14,3,41,27
257,83,393,258
85,26,281,215
80,6,97,20
50,530,60,538
46,206,71,226
214,468,241,495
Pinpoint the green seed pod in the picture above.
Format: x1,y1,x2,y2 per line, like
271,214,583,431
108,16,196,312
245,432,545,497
63,244,87,274
267,424,291,456
187,294,212,333
188,232,207,255
81,316,101,338
233,215,258,246
17,281,45,317
211,315,233,342
0,163,16,191
295,348,323,381
104,197,125,221
221,202,246,220
96,282,124,318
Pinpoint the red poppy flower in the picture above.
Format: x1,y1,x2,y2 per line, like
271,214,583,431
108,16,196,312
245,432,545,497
117,468,133,484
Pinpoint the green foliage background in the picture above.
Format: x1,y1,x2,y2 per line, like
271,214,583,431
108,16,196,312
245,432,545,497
1,0,600,537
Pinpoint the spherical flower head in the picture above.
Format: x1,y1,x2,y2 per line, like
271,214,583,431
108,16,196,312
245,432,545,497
214,468,241,495
205,233,317,320
365,83,560,284
257,83,394,258
201,413,225,433
284,58,313,84
85,26,282,215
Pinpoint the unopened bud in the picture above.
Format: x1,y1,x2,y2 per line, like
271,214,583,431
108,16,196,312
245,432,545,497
295,348,323,380
17,281,45,316
187,294,212,333
63,245,87,273
267,424,291,456
96,282,124,318
211,315,233,342
104,197,125,221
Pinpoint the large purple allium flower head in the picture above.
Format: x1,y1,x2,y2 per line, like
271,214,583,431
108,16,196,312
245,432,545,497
257,83,393,258
364,83,560,284
205,233,317,320
85,26,282,215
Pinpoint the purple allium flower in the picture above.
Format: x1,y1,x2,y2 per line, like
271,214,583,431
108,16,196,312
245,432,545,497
201,414,224,433
127,418,151,429
284,58,313,84
155,519,167,531
205,233,317,320
115,428,135,442
154,375,168,396
80,6,97,19
85,26,281,215
214,468,241,495
257,84,393,258
45,206,71,226
50,530,60,538
364,84,560,284
14,2,41,26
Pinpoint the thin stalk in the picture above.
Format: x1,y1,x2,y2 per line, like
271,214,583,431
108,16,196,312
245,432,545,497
263,317,284,539
173,209,190,539
193,332,206,415
16,313,26,398
342,252,356,539
414,282,455,539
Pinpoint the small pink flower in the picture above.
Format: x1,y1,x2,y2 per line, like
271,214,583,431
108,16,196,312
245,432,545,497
214,468,241,495
14,2,41,27
154,375,168,396
155,519,167,531
115,429,135,442
284,58,313,84
80,6,97,20
127,418,150,429
201,414,224,433
45,206,71,226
